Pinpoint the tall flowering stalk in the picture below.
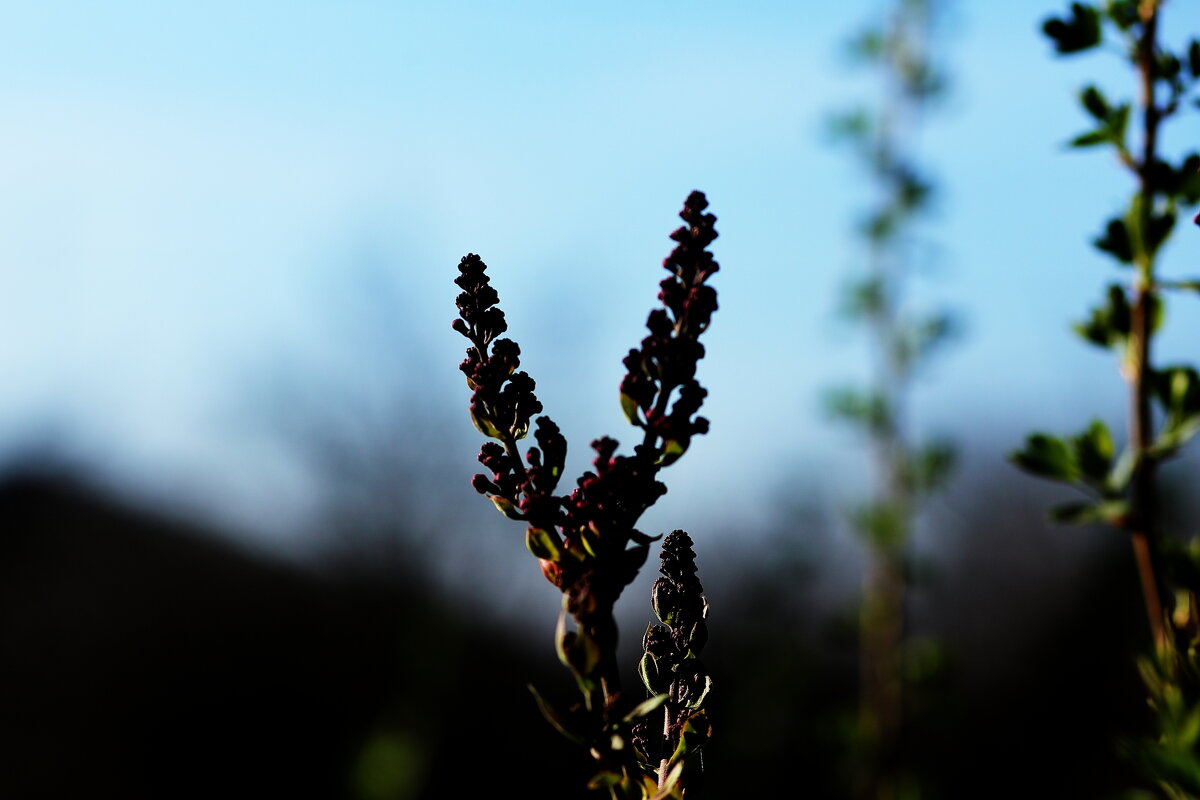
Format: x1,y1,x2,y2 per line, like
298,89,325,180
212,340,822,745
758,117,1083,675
1012,2,1200,793
826,1,954,795
453,192,718,798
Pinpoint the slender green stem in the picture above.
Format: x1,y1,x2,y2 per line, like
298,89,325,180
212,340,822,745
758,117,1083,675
854,5,932,794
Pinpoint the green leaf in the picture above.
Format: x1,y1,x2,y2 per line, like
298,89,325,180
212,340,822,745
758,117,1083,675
1050,499,1130,525
1106,0,1139,30
620,542,651,581
682,619,708,654
1137,655,1164,695
1070,129,1112,148
652,762,685,800
1094,218,1134,263
825,387,891,435
623,694,669,724
1071,419,1114,486
469,406,503,440
1080,84,1110,120
1011,433,1081,483
1154,52,1182,83
639,652,669,695
527,684,586,745
1145,211,1177,259
620,391,642,426
851,501,907,550
906,441,956,494
846,28,884,61
525,527,562,561
1150,158,1176,192
563,627,601,678
1042,4,1102,54
657,438,687,467
554,612,574,668
490,495,524,521
1109,103,1130,146
586,771,623,791
629,529,663,546
1157,153,1200,205
669,709,712,763
826,109,872,143
894,312,957,371
862,208,898,242
1172,368,1200,415
1174,153,1200,204
1072,318,1111,348
686,674,713,710
841,276,885,318
1073,284,1131,349
580,526,601,558
1153,415,1200,459
554,612,601,695
1108,447,1136,494
896,170,933,212
1153,367,1200,418
1049,502,1092,524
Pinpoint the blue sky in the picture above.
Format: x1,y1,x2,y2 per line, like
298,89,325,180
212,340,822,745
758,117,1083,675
0,2,1198,559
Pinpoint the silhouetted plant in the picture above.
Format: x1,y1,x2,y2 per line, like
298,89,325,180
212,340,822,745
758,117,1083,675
826,1,955,796
1013,2,1200,795
453,192,718,798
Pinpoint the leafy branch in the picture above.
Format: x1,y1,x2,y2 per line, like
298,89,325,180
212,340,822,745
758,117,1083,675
1015,2,1200,795
1015,0,1200,645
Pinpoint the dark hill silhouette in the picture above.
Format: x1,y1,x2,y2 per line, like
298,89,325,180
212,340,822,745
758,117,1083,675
0,472,588,800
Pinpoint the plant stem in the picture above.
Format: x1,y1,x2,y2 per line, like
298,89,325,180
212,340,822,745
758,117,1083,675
859,238,909,796
855,6,926,793
1127,0,1166,647
658,697,671,791
591,610,623,707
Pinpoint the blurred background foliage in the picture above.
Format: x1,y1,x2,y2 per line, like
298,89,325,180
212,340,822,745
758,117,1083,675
2,0,1200,798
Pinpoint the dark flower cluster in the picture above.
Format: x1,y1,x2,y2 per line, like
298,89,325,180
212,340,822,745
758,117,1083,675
637,530,712,762
621,191,719,465
453,254,543,443
555,438,666,610
651,531,708,656
454,194,720,609
642,530,710,693
454,254,570,534
470,417,567,528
